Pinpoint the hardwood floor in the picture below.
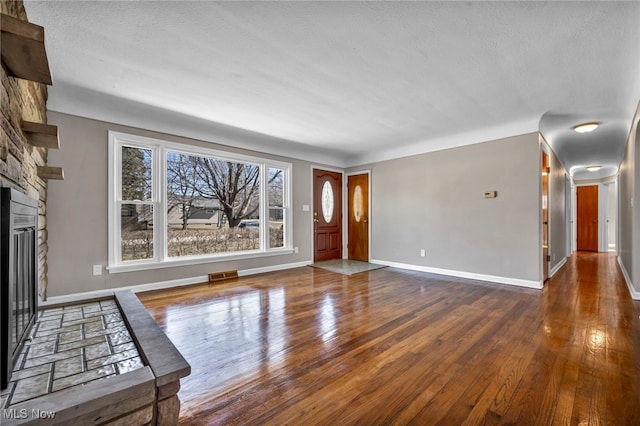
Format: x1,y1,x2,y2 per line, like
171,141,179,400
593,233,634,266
138,253,640,425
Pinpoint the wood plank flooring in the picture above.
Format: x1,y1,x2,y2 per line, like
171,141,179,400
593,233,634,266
138,252,640,425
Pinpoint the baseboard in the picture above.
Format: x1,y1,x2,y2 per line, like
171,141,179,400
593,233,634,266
42,260,313,306
370,259,543,289
549,257,567,278
617,256,640,300
238,260,312,277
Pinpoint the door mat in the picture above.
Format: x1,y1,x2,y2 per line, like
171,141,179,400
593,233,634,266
309,259,387,276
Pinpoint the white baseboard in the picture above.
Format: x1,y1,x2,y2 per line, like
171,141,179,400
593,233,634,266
238,260,312,277
42,260,313,306
617,256,640,300
549,257,567,278
370,259,543,290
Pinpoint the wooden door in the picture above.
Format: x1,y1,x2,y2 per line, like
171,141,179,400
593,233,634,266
348,173,369,261
542,152,549,282
313,169,342,262
577,185,598,251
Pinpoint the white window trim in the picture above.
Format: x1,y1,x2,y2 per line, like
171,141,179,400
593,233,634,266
108,131,293,274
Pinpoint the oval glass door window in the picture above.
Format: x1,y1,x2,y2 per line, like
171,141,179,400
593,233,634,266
353,185,363,222
321,180,334,223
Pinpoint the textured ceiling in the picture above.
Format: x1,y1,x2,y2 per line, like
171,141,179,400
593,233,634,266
25,1,640,175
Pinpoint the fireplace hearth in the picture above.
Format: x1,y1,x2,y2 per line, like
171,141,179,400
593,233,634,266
1,188,39,390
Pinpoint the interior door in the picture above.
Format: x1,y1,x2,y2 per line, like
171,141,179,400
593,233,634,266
348,173,369,261
577,185,598,251
313,169,342,262
542,151,549,282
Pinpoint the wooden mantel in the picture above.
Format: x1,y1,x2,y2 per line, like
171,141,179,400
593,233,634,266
1,13,52,85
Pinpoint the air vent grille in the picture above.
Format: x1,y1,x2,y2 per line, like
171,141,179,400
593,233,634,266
208,270,238,283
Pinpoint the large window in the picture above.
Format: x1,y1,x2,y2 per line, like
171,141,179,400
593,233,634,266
108,132,292,272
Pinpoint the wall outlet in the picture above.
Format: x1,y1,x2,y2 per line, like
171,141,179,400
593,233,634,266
552,253,556,261
92,265,102,276
420,249,426,257
294,247,299,254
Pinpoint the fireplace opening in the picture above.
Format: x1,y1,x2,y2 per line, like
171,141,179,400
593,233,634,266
1,188,39,390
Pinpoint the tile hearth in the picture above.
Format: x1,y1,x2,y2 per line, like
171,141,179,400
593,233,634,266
1,299,144,408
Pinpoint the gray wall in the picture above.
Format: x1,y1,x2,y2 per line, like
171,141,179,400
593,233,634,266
618,105,639,294
351,133,541,283
47,112,317,297
548,143,568,272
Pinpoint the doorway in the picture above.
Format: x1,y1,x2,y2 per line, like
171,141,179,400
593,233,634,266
347,173,369,262
313,169,342,262
541,151,549,282
565,174,572,258
577,185,598,251
603,181,617,253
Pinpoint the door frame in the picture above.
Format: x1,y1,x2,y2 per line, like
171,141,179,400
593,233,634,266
346,170,372,262
601,178,618,254
310,165,346,261
574,180,616,253
540,143,551,283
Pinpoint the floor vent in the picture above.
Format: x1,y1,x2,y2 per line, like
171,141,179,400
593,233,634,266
208,270,239,283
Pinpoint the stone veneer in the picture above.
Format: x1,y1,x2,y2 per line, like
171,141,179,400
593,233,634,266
0,0,50,299
0,292,190,425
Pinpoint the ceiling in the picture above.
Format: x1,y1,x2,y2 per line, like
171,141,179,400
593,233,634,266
25,1,640,176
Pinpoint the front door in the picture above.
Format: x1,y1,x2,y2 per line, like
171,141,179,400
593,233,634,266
348,173,369,261
313,169,342,262
577,185,598,251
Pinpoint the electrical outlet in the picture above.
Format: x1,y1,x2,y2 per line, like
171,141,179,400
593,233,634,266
420,249,426,257
92,265,102,276
294,247,299,254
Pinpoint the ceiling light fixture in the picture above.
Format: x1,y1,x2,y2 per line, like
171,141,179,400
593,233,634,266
587,166,601,172
573,122,599,133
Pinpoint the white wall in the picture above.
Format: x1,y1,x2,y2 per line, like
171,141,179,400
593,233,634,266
46,112,321,297
617,102,640,298
349,133,542,287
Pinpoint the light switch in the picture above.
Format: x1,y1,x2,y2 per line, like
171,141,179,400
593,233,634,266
302,204,310,212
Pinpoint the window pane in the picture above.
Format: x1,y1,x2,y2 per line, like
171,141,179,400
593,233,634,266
166,153,261,256
268,168,284,248
121,146,152,201
321,180,334,223
269,208,284,248
121,204,153,261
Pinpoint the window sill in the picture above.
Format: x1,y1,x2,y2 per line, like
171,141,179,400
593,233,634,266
107,248,294,274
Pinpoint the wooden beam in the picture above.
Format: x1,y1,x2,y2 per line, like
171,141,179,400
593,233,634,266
37,166,64,180
21,121,60,149
1,13,52,85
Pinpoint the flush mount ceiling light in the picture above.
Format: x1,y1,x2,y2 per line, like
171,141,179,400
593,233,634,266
587,166,602,172
573,122,599,133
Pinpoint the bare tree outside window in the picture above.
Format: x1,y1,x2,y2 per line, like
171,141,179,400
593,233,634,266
195,158,261,228
113,132,290,264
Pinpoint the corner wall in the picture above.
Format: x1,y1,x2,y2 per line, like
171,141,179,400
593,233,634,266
350,132,541,287
0,1,50,297
46,112,317,297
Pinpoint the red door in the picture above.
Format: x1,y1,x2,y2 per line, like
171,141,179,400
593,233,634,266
577,186,598,251
313,169,342,262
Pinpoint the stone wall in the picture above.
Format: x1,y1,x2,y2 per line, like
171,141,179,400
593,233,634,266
0,1,50,298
